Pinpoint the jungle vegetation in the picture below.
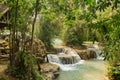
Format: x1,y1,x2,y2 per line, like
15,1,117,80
0,0,120,80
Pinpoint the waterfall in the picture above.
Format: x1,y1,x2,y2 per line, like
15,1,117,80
87,44,104,60
47,47,84,71
93,44,104,60
47,54,61,64
47,48,81,64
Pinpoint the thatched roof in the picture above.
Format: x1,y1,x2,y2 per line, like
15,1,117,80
0,4,9,18
0,4,9,29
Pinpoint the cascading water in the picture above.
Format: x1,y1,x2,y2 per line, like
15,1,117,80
87,44,104,60
47,54,61,64
47,47,84,71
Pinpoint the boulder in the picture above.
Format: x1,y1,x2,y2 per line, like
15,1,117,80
40,63,60,80
76,49,97,60
58,54,80,64
59,54,72,64
76,50,89,60
88,50,97,59
24,39,46,63
0,39,10,55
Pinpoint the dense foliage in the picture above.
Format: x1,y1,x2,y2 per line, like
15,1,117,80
6,0,42,80
36,0,120,80
1,0,120,80
87,1,120,80
105,14,120,80
35,0,95,46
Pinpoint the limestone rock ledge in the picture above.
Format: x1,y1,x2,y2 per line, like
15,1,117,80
75,49,97,60
40,63,60,80
58,54,80,64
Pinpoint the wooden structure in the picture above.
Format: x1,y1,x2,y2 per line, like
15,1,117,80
0,4,10,55
0,4,9,29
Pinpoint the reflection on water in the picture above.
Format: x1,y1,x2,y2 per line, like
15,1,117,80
56,60,106,80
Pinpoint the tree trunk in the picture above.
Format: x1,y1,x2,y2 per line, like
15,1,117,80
28,0,39,79
10,0,18,66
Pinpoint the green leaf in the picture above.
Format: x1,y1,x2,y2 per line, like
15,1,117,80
86,0,95,5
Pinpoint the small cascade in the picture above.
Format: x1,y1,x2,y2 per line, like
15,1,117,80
58,48,81,64
47,48,81,64
47,47,83,71
47,54,61,63
87,44,104,60
93,44,104,60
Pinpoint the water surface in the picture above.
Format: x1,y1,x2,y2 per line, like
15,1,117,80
56,60,106,80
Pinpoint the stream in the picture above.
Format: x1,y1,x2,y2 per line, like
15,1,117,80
56,60,106,80
51,39,107,80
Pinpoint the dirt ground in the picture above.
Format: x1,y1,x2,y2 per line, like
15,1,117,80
0,60,16,80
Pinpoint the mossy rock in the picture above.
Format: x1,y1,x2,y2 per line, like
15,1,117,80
24,39,47,63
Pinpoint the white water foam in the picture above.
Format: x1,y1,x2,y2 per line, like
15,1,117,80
50,60,84,71
47,42,85,71
87,44,104,60
47,53,84,71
